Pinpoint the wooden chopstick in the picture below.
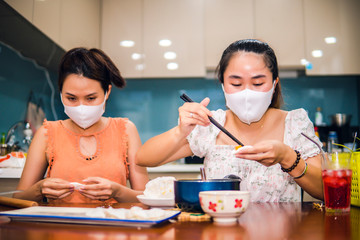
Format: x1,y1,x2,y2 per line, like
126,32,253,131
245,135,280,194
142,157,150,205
180,93,244,146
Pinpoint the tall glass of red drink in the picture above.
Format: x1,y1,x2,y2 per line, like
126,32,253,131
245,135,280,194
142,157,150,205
322,152,352,213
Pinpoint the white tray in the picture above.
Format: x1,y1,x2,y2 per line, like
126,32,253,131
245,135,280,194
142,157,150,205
0,206,180,228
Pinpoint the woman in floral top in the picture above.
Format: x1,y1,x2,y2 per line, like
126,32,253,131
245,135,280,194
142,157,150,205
136,39,323,202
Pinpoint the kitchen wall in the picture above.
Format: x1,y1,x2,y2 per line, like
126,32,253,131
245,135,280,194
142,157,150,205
1,41,359,142
0,42,58,134
105,76,360,143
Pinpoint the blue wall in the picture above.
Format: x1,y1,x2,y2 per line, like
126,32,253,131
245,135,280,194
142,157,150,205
106,76,359,142
1,42,359,143
0,42,58,135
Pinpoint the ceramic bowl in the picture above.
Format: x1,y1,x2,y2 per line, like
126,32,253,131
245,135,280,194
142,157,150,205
174,179,241,212
199,191,250,224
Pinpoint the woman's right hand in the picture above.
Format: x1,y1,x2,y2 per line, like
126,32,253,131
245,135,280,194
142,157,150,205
178,97,212,137
40,178,74,200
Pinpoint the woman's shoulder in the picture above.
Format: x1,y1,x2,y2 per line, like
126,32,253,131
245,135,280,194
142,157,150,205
41,119,63,132
211,109,227,124
32,119,62,144
285,108,310,124
110,117,134,127
109,117,138,133
287,108,308,116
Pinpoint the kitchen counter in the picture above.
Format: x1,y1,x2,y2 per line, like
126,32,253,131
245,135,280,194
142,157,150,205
0,162,203,178
0,162,204,186
0,168,23,178
0,163,203,194
147,163,203,173
147,162,203,180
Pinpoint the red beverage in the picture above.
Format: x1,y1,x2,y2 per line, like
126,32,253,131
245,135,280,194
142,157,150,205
322,169,352,211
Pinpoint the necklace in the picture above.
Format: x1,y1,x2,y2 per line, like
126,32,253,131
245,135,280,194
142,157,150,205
79,136,98,161
80,145,97,161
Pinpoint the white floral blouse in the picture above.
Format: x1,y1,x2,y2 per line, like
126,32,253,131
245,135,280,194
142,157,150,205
187,108,321,202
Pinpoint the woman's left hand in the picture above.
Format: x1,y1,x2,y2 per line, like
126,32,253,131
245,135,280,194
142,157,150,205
234,140,296,168
78,177,119,200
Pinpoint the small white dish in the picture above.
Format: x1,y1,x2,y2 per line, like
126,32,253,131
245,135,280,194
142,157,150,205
137,195,175,208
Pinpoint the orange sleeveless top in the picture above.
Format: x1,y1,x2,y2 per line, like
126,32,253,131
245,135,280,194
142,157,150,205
44,118,129,203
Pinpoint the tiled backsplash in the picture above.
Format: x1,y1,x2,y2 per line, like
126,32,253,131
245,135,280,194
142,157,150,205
1,42,359,143
105,76,359,142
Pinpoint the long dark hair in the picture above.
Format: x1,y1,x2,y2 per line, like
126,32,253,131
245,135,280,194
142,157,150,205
216,39,283,109
58,48,125,93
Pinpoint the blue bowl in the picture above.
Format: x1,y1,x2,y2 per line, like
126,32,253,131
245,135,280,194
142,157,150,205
174,179,241,212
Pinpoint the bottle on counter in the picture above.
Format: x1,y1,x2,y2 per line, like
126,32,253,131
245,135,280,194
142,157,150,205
315,107,324,126
314,126,320,138
1,133,5,145
327,131,340,153
22,122,33,152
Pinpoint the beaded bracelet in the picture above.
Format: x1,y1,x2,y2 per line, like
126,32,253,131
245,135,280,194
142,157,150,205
281,150,300,173
293,162,308,179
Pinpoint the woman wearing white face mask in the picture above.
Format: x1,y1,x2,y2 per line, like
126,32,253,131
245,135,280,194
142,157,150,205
136,39,323,202
14,48,149,203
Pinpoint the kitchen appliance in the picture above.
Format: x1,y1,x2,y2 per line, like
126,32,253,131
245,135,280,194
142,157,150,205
5,121,33,152
317,126,359,151
330,114,352,127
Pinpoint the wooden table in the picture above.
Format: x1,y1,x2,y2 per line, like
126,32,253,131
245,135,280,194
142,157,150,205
0,202,358,240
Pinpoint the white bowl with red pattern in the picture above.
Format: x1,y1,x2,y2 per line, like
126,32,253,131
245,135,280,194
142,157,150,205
199,191,250,224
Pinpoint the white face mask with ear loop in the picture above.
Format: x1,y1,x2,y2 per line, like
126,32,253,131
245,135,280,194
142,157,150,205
222,82,276,125
61,92,107,129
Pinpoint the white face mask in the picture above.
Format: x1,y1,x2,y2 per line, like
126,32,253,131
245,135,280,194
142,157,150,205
61,92,107,129
223,83,275,125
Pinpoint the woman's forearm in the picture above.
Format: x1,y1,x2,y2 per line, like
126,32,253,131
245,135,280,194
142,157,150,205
136,126,190,167
13,180,44,202
113,184,144,202
292,161,324,200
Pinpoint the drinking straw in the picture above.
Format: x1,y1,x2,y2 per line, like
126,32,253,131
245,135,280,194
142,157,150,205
351,132,357,152
301,132,326,161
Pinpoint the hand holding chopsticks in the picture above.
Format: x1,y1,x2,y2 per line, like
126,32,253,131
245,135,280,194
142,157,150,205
180,93,244,147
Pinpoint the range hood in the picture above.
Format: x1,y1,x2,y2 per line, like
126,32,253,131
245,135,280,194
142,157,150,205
0,1,65,72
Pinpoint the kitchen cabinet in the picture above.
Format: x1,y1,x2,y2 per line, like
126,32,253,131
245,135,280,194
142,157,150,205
59,0,100,50
102,0,205,78
254,0,305,69
5,0,100,51
303,0,360,75
33,0,61,45
101,0,143,78
142,0,205,78
204,0,254,70
7,0,360,76
204,0,305,70
4,0,33,22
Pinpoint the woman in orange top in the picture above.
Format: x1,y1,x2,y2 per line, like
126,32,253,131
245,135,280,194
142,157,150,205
14,48,149,203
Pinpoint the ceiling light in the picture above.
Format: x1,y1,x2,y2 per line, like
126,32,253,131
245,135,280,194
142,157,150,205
131,53,142,60
135,64,144,71
164,51,177,60
159,39,172,47
312,50,323,58
300,59,308,65
167,62,178,70
324,37,337,44
120,40,135,47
